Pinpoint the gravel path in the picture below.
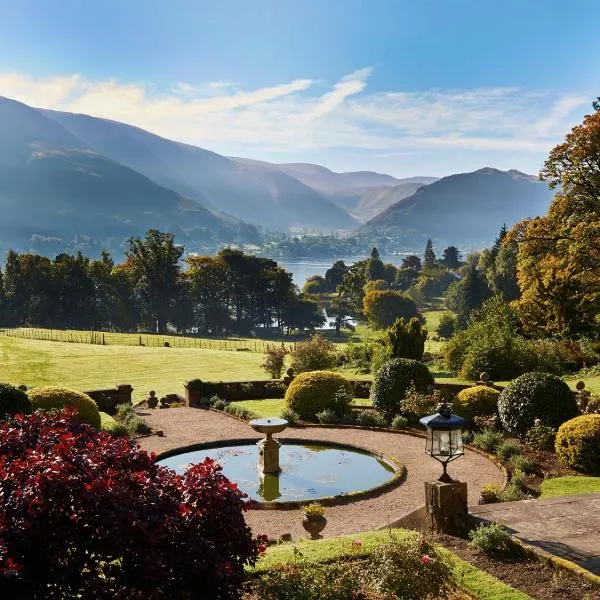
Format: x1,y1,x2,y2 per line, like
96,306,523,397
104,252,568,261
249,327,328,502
137,407,504,541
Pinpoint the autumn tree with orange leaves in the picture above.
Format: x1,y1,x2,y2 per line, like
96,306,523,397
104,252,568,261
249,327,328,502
508,98,600,337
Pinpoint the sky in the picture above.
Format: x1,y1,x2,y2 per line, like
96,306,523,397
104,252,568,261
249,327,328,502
0,0,598,178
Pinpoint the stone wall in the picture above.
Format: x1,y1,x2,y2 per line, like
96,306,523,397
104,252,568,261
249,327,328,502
85,384,133,414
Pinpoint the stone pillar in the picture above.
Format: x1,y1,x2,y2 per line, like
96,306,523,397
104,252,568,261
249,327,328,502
425,480,468,535
257,434,282,474
116,384,133,406
184,381,201,407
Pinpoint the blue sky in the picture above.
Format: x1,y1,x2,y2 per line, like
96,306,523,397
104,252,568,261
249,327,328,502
0,0,598,177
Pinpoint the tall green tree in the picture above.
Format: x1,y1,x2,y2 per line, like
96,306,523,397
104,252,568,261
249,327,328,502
324,260,348,292
454,265,491,328
440,246,461,269
424,239,436,269
125,230,183,333
387,317,427,360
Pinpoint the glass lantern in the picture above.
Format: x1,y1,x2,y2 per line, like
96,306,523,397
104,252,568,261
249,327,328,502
419,399,467,482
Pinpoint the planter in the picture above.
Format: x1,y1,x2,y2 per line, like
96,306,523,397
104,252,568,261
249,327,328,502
302,515,327,539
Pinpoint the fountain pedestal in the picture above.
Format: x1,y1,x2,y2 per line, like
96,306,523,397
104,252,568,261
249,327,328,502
249,417,288,475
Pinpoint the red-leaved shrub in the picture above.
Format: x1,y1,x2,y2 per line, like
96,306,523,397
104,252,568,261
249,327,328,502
0,409,265,599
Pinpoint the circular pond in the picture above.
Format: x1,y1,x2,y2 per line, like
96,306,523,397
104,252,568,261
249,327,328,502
157,442,397,503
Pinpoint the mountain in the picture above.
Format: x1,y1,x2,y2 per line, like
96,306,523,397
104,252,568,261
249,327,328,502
0,97,259,256
231,157,437,221
358,168,553,247
42,110,359,231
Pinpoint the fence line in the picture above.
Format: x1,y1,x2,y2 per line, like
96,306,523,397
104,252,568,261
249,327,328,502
0,327,296,353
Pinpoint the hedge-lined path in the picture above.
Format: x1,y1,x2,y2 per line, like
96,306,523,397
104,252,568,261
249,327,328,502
471,493,600,575
137,407,504,541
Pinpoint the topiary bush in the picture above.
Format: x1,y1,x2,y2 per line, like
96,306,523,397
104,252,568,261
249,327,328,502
0,409,264,599
284,371,352,420
370,358,434,418
498,372,578,436
28,386,101,430
0,383,31,419
454,385,500,425
555,414,600,475
289,334,338,373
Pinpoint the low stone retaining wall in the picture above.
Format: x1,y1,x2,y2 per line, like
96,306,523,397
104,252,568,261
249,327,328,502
84,384,133,414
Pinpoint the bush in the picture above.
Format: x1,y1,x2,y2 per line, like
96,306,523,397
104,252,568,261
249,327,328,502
367,533,452,600
0,383,31,419
555,414,600,474
436,313,456,339
401,385,443,423
469,522,514,555
391,414,409,429
0,410,264,599
370,358,434,419
316,409,340,424
224,404,257,421
114,403,152,436
363,289,418,329
499,481,527,502
472,413,501,431
28,386,101,430
479,481,502,503
284,371,352,420
496,440,522,461
280,407,299,423
333,386,353,416
454,385,500,425
290,334,338,373
510,454,536,474
387,316,428,361
498,372,579,435
472,429,504,453
524,421,556,451
261,345,288,379
356,410,388,428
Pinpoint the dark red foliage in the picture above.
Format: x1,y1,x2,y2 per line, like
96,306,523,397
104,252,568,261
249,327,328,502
0,409,265,599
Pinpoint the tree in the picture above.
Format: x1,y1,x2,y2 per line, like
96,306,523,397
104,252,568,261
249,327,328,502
363,289,418,329
440,246,461,269
324,260,348,292
510,99,600,336
436,313,456,339
424,239,436,268
0,410,264,599
387,317,428,360
402,255,422,271
281,295,326,333
126,230,183,333
302,275,328,295
454,265,491,328
395,267,419,291
370,247,380,260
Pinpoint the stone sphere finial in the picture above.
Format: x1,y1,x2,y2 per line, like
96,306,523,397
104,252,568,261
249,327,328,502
576,381,586,391
479,372,490,383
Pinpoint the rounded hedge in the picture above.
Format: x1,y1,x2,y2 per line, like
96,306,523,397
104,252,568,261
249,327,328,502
371,358,434,418
28,386,102,430
284,371,352,420
556,414,600,475
498,372,578,435
0,383,31,419
454,385,500,425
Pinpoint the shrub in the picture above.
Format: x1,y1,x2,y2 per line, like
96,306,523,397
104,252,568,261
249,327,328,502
356,410,388,428
333,386,353,417
284,371,352,420
498,372,579,435
211,396,228,411
496,440,522,461
108,423,130,437
555,414,600,474
344,340,375,374
509,470,527,491
524,421,557,451
367,533,452,600
401,385,443,423
224,404,257,421
370,358,434,419
436,313,456,339
510,454,536,474
472,429,504,453
261,345,288,379
28,386,101,430
472,414,501,431
479,481,502,503
363,289,418,329
290,334,338,373
387,316,428,361
0,383,31,419
454,385,500,424
585,394,600,414
499,482,527,502
114,403,152,436
391,414,409,429
280,407,299,423
469,523,513,555
316,409,340,424
0,410,264,599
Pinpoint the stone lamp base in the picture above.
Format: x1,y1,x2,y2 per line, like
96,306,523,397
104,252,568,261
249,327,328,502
425,480,468,536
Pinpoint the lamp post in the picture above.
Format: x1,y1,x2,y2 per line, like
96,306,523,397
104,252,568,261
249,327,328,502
419,398,467,482
419,398,469,535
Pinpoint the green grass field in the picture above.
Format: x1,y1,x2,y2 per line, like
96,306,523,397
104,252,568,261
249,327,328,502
540,476,600,499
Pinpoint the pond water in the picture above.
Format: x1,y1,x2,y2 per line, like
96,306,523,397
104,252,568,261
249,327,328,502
158,442,396,502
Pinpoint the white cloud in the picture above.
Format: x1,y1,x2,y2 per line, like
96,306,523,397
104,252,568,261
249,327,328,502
0,68,591,175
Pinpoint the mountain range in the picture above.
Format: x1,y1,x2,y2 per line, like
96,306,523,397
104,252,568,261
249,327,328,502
0,95,554,256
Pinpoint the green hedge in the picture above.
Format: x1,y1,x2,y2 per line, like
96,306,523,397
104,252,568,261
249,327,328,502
28,386,102,430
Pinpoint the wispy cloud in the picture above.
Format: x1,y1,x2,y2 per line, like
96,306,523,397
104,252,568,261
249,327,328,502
0,69,590,174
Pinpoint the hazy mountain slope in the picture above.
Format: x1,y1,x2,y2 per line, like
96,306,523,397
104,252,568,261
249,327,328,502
358,168,553,247
43,110,358,231
0,97,259,255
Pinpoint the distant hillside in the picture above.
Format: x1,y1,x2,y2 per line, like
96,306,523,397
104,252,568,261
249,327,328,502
358,168,553,247
0,97,259,256
232,157,437,221
42,110,359,231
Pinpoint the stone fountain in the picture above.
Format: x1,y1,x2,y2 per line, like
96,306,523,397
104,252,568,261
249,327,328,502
249,417,288,474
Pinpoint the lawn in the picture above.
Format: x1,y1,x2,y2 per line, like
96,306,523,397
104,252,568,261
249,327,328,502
236,397,372,418
423,309,447,354
539,476,600,499
0,336,266,402
250,529,531,600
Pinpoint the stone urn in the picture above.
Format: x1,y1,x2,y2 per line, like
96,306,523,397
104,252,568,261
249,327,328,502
147,391,158,409
302,514,327,539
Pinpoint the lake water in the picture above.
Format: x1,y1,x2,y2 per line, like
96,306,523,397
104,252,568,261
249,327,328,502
278,254,409,287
